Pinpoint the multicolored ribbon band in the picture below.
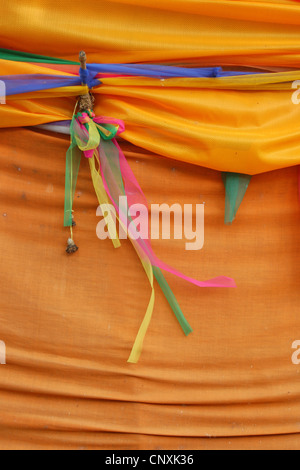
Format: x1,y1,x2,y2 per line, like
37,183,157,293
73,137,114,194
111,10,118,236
0,47,262,98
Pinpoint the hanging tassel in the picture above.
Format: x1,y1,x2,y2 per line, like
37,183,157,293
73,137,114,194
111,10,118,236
62,51,235,363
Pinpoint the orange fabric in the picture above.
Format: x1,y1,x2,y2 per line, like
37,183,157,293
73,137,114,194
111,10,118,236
0,127,300,449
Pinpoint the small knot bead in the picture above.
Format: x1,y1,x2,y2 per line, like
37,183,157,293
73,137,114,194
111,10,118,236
66,238,79,254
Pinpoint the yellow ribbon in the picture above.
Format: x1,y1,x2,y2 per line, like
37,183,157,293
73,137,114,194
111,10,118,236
127,258,155,364
119,218,155,364
89,151,121,249
76,115,154,362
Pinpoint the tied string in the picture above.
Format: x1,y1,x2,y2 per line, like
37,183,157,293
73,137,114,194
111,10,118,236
64,111,236,363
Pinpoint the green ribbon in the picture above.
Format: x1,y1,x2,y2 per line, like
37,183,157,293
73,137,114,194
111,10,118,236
0,48,78,64
222,172,252,224
153,267,193,336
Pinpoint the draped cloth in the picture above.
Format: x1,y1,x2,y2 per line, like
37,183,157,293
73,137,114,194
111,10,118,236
1,0,300,451
2,63,300,175
1,1,300,175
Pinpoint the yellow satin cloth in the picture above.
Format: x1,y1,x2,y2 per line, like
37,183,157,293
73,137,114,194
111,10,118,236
2,61,300,174
2,0,300,67
1,0,300,174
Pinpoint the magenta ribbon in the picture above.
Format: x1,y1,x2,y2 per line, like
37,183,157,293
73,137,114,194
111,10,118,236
91,116,236,289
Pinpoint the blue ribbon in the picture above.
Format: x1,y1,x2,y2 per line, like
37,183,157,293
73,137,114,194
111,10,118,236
1,65,257,96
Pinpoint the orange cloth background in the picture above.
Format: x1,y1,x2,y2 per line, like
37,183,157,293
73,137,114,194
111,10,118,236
0,128,300,449
1,0,300,451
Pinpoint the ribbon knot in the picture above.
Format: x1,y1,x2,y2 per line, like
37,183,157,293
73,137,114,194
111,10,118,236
64,112,236,363
79,67,101,89
74,110,121,159
76,110,96,124
77,112,91,124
